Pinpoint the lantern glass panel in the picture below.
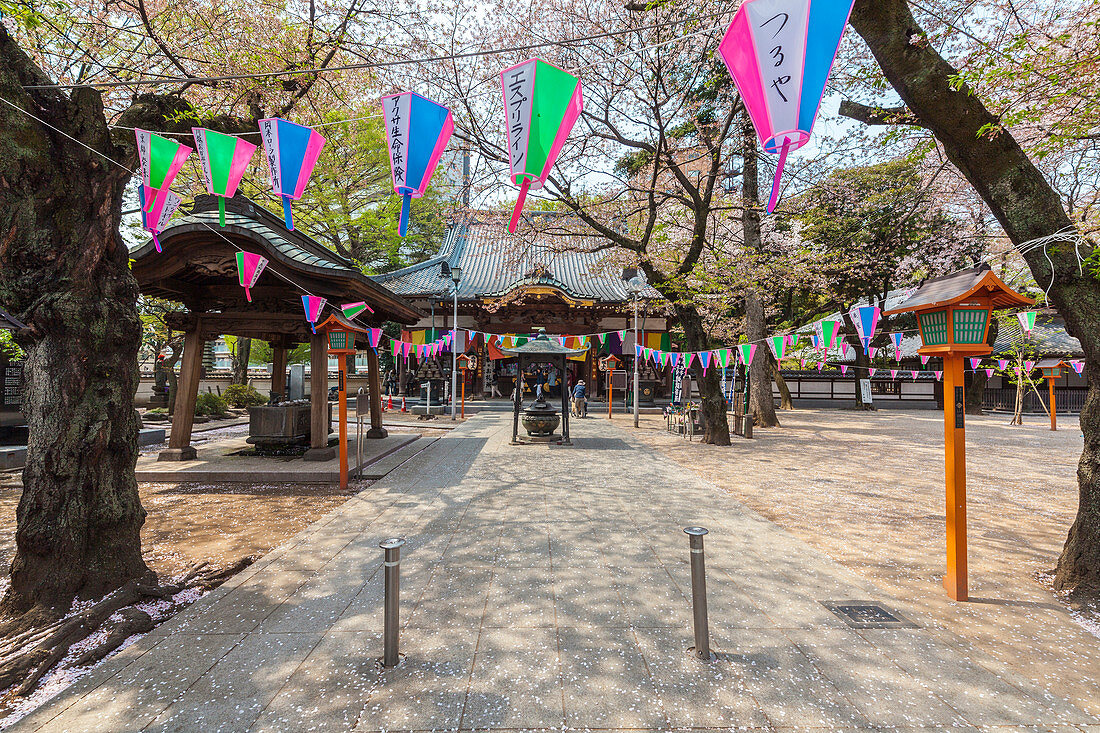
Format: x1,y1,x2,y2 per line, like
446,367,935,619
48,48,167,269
918,310,950,346
952,308,989,345
328,331,349,351
1043,367,1061,378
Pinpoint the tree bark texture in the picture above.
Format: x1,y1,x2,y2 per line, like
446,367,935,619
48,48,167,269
0,28,149,619
770,355,794,411
740,117,779,427
230,337,251,385
850,0,1100,595
677,305,731,446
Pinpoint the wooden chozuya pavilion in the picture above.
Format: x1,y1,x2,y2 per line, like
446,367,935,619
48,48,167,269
374,211,667,399
131,194,421,462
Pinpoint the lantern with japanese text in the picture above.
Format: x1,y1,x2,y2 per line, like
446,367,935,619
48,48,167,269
500,58,583,233
192,128,257,226
382,92,454,237
135,129,191,217
718,0,857,212
258,118,326,231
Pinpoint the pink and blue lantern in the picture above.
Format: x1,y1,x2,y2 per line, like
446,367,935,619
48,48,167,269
258,118,326,231
137,185,182,253
302,295,327,333
718,0,857,212
849,306,881,355
382,92,454,237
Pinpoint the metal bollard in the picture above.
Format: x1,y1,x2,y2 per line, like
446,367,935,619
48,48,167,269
683,527,714,662
380,537,406,668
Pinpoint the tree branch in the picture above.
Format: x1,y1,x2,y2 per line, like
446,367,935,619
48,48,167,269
838,99,925,127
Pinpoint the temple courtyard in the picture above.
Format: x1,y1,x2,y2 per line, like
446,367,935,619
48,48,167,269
13,408,1100,731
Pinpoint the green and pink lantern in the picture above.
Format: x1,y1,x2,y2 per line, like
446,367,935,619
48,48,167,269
135,129,191,217
382,92,454,237
341,302,374,320
192,128,257,226
258,118,326,231
718,0,857,212
501,58,583,233
138,185,183,253
235,251,268,302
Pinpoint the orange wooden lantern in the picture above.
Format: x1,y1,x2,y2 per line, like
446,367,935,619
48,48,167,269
456,353,477,418
599,355,621,418
1036,358,1068,432
886,265,1032,601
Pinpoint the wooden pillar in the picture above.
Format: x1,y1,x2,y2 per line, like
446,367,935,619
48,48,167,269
304,330,335,460
159,326,203,461
365,345,388,438
271,344,288,397
1049,376,1058,431
942,354,968,601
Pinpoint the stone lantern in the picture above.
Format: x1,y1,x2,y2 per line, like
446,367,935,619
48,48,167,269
885,264,1033,601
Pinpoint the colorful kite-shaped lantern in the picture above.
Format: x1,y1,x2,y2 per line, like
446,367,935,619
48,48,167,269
718,0,857,212
1017,310,1037,337
891,332,904,361
738,343,757,367
849,306,881,354
381,93,454,237
192,128,257,226
135,129,191,217
258,118,326,231
501,58,584,233
302,295,327,333
341,302,374,320
138,185,183,253
235,252,268,302
768,335,787,361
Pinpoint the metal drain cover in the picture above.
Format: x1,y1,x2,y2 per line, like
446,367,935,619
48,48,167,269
821,600,917,629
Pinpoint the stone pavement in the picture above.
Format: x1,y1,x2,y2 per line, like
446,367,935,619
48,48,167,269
17,413,1099,731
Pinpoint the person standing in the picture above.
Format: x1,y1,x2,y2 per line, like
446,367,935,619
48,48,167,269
572,379,587,418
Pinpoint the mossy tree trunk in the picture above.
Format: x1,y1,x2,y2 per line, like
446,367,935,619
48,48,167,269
847,0,1100,597
0,28,149,622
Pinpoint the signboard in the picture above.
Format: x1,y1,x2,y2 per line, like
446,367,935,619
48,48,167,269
954,386,965,429
2,361,23,408
672,361,687,403
611,369,628,391
859,378,873,405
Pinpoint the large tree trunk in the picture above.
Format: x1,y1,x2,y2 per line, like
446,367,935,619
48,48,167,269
770,354,794,410
740,117,779,427
848,0,1100,597
230,337,252,385
0,28,149,622
675,305,731,446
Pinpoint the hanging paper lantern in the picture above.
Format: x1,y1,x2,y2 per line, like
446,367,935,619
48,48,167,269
138,185,183,253
768,335,787,360
258,118,326,230
800,358,806,369
890,369,898,380
1072,361,1085,375
341,302,374,320
192,128,257,226
135,129,191,216
817,361,824,372
920,354,931,366
868,368,876,377
698,350,713,375
235,251,268,302
911,370,918,379
840,340,850,359
850,306,881,354
819,319,840,350
869,346,879,359
935,370,943,380
302,295,327,333
500,58,584,233
968,357,981,370
997,359,1008,370
985,368,994,378
381,92,454,237
840,365,847,375
1018,311,1037,337
1024,360,1035,372
891,332,903,361
718,0,857,212
738,343,757,367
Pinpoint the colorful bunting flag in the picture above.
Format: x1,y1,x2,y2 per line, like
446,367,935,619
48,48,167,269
138,184,182,253
850,306,881,354
997,359,1008,370
920,354,930,365
868,368,876,377
840,365,848,375
258,118,326,230
738,343,756,367
820,319,840,349
985,368,994,378
235,251,268,302
890,369,898,379
768,335,787,361
501,58,584,233
910,370,918,379
698,350,713,375
891,332,903,361
969,357,981,370
1072,361,1085,375
935,370,943,380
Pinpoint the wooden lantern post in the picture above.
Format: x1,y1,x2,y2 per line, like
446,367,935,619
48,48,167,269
457,353,477,419
317,314,376,490
1036,358,1067,431
886,265,1032,601
599,355,621,419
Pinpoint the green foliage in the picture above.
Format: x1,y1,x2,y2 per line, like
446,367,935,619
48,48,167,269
146,407,168,415
194,392,229,417
0,329,24,359
222,383,266,408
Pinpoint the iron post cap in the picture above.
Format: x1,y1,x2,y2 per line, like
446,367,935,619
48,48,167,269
683,526,709,536
379,537,406,549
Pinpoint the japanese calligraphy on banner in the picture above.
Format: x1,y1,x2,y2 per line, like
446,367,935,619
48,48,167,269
383,93,412,191
381,92,453,236
502,60,536,177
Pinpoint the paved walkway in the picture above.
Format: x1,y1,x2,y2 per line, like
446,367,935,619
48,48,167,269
18,414,1099,731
